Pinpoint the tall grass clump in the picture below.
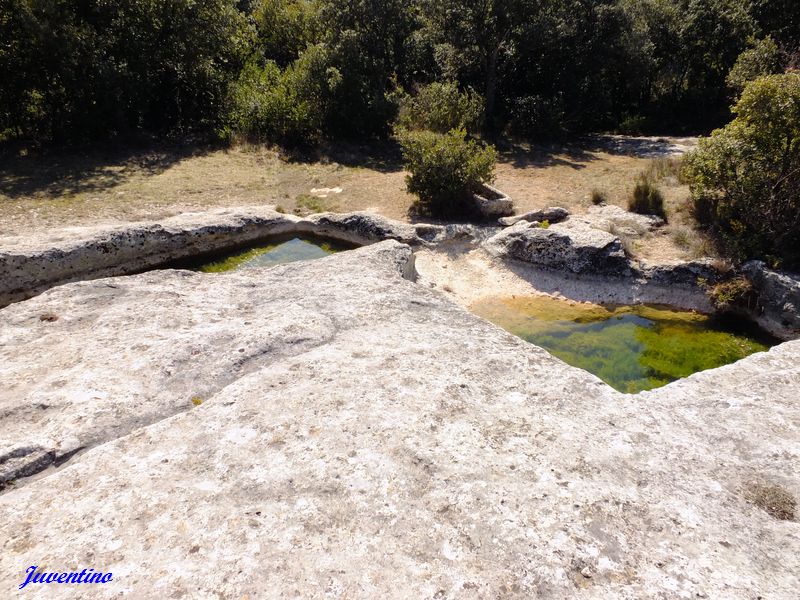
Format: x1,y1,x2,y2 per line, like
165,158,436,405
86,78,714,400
628,173,666,219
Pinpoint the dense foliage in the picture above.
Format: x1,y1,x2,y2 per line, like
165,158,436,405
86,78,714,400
395,82,484,134
683,74,800,269
397,128,497,218
1,0,798,144
0,0,251,141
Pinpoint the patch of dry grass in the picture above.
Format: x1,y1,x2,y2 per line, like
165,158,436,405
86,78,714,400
744,482,797,521
0,136,703,263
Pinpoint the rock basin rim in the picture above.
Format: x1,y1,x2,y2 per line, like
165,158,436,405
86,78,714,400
1,206,797,340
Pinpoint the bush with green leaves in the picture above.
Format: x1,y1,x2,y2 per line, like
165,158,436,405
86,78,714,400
396,82,484,134
224,45,339,147
683,73,800,269
726,37,784,94
397,128,497,218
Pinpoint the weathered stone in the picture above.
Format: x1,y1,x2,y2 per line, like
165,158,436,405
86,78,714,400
0,242,416,485
498,206,570,227
584,204,665,236
299,211,439,246
473,184,514,218
0,240,798,598
0,208,439,307
637,259,724,287
743,260,800,336
484,219,631,276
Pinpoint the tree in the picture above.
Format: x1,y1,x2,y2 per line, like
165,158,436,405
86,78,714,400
419,0,527,131
0,0,252,141
395,81,484,133
726,37,784,94
252,0,321,68
683,73,800,268
623,0,756,130
317,0,419,138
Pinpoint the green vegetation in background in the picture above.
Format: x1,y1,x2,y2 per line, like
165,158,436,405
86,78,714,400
471,296,774,393
3,0,799,144
683,73,800,270
3,1,799,269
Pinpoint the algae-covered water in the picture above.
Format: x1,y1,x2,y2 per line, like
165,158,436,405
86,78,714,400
471,296,778,393
193,236,348,273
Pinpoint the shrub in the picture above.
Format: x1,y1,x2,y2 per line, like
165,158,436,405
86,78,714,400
397,128,497,218
509,94,566,140
708,276,757,311
618,114,648,135
590,188,607,205
396,81,484,134
628,173,666,219
671,226,692,250
224,45,337,147
645,156,685,184
683,73,800,269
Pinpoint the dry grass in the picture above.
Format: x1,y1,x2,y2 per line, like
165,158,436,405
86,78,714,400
744,482,797,521
0,136,702,263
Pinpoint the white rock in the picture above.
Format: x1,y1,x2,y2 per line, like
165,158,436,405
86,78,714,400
0,240,797,598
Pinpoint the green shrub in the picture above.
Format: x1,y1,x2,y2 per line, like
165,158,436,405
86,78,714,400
618,114,648,135
726,37,784,95
224,45,337,147
396,81,484,134
683,73,800,269
397,128,497,218
628,174,666,219
509,94,566,140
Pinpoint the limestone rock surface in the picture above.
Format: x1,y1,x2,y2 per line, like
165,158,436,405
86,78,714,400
584,204,664,236
743,260,800,337
498,207,570,227
0,240,798,598
485,219,631,276
0,208,439,307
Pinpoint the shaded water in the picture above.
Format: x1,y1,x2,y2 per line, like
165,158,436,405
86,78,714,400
193,236,348,273
471,296,778,393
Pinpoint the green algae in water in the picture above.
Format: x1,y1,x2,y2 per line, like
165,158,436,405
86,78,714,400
196,237,343,273
470,296,777,393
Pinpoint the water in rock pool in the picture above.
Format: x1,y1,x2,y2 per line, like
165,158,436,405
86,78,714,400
470,295,779,393
194,237,346,273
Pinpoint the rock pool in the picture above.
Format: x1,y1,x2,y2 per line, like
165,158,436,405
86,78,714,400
471,295,779,393
192,236,352,273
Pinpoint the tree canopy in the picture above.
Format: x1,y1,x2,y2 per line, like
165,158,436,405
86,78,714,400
1,0,797,144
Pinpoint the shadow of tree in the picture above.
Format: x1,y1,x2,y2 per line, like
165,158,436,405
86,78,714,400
282,140,405,174
581,134,693,158
496,139,597,170
0,142,211,199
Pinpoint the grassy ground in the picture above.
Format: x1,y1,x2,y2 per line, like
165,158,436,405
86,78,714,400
0,135,709,262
